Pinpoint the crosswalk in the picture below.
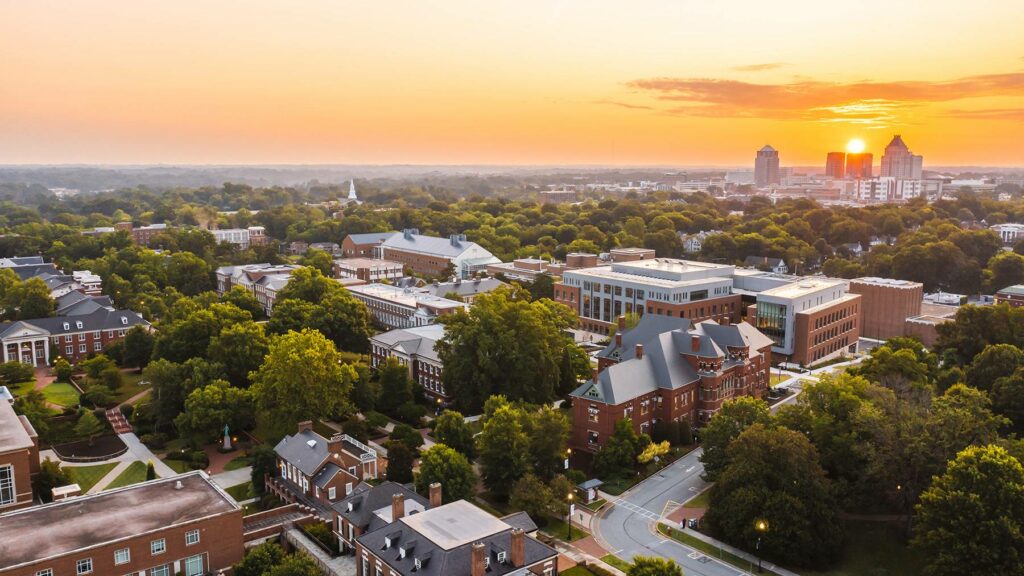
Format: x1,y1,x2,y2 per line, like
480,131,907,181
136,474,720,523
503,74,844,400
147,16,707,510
613,498,661,521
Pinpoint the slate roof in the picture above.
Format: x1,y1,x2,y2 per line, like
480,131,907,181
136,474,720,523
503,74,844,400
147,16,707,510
596,314,691,362
314,462,344,489
55,292,114,316
357,500,557,576
998,285,1024,297
500,511,538,534
274,429,331,477
4,263,60,280
420,278,506,299
370,325,445,363
333,481,429,534
17,308,148,335
347,232,398,245
572,320,773,405
381,232,492,259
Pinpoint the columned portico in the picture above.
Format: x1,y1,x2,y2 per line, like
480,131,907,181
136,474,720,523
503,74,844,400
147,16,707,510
0,323,52,367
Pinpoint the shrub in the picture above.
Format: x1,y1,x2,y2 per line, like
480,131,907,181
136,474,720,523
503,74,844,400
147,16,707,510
53,357,74,382
140,432,168,449
189,451,210,469
0,361,34,384
396,402,426,426
364,411,389,430
119,404,134,419
342,418,370,443
100,367,124,391
81,386,114,408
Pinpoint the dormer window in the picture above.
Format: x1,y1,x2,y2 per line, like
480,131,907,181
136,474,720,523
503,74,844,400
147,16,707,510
414,558,422,570
484,557,491,568
120,316,128,325
75,321,83,329
384,537,392,549
62,322,70,331
497,551,507,564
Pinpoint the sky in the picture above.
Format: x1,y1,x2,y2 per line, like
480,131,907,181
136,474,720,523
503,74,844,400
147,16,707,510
1,1,1023,167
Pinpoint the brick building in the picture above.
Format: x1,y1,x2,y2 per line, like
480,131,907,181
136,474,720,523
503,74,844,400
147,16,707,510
848,277,924,339
0,472,244,576
269,422,384,512
752,278,861,366
0,307,149,366
334,481,431,554
0,400,39,513
570,317,773,450
378,230,501,279
354,498,558,576
347,283,467,330
418,277,506,304
342,232,398,258
485,258,565,282
334,258,405,283
995,285,1024,308
214,263,301,315
609,247,656,262
370,324,447,404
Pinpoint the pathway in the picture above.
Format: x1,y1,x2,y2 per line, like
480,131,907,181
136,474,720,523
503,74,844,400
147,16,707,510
31,367,63,410
118,432,177,478
106,408,132,433
211,466,252,490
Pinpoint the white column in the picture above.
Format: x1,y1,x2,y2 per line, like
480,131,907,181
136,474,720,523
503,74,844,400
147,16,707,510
1,342,7,362
43,338,50,365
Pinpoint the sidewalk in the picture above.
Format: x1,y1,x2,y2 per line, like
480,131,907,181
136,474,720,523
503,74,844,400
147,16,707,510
211,466,252,490
658,520,802,576
119,432,177,478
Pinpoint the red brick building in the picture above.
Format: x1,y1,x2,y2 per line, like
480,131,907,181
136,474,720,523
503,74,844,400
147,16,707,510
995,285,1024,308
571,316,773,451
0,472,244,576
0,400,39,513
848,277,924,340
342,232,398,258
0,307,150,366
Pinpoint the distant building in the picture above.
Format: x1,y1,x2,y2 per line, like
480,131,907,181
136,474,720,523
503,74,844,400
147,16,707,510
0,472,244,576
378,230,501,279
854,177,923,203
485,258,564,282
880,135,923,180
571,316,773,449
334,258,404,283
609,247,656,263
370,324,447,404
991,223,1024,245
754,145,780,187
0,256,59,280
0,399,39,512
71,270,103,295
538,190,579,204
419,277,506,304
825,152,846,179
848,277,924,340
214,263,301,315
342,232,398,258
995,285,1024,308
742,256,788,274
845,153,873,179
1,307,149,366
347,283,467,330
209,226,268,249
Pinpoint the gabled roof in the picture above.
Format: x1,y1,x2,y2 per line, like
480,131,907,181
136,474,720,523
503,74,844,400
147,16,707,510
333,481,429,533
420,278,506,298
313,462,344,489
346,232,398,245
4,263,60,280
381,232,494,260
274,429,330,477
370,325,445,363
743,256,785,268
597,314,691,362
19,308,148,335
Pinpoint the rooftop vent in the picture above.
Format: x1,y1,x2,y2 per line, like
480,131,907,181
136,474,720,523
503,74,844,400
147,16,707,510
174,480,183,490
307,439,317,448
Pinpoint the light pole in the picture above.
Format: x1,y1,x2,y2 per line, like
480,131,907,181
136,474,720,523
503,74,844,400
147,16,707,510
565,448,572,471
567,492,574,541
755,519,768,573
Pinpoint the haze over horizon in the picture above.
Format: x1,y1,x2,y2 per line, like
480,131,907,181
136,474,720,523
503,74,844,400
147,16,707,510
3,1,1023,167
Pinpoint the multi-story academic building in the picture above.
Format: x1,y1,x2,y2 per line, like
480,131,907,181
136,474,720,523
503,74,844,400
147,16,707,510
347,283,467,330
370,324,447,404
0,400,39,513
378,230,501,279
848,277,924,340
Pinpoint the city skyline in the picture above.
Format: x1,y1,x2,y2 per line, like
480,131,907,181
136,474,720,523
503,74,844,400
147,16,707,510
2,1,1023,166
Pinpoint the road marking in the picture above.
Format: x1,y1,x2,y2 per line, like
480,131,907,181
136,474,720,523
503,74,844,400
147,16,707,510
685,466,695,473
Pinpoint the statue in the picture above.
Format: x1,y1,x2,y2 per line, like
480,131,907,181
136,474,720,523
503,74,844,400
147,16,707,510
223,424,232,451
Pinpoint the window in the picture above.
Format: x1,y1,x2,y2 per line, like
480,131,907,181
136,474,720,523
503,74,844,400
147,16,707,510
328,486,336,500
36,570,53,576
0,465,14,505
76,321,83,329
114,548,130,565
79,344,86,353
62,322,70,331
498,551,508,563
151,538,166,555
94,342,102,351
185,529,200,545
65,346,73,355
183,555,204,576
65,334,72,343
76,558,93,575
151,565,170,576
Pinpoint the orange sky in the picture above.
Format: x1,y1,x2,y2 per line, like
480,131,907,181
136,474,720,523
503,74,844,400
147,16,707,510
1,1,1023,166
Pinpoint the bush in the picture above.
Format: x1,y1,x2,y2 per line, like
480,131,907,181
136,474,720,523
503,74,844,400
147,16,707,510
189,451,210,469
0,361,34,384
303,522,340,554
54,358,74,382
396,402,426,426
342,418,370,443
364,411,389,430
140,432,168,449
81,386,114,408
119,404,134,419
585,562,617,576
101,367,124,390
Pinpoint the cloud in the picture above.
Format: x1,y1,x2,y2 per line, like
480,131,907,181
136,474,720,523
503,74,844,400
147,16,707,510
944,108,1024,121
596,100,654,110
626,72,1024,127
731,63,786,72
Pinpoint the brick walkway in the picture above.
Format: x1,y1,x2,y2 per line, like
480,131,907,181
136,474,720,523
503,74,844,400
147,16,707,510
105,408,132,433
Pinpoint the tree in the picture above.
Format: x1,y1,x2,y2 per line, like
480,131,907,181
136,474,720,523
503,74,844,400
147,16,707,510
250,444,278,495
234,541,284,576
509,473,553,521
433,410,475,459
415,444,476,504
274,266,337,303
595,418,649,477
705,424,843,570
987,251,1024,293
266,551,322,576
13,390,50,439
627,557,684,576
993,367,1024,432
913,445,1024,576
477,404,530,498
965,343,1024,392
74,410,105,445
175,380,256,443
166,251,213,296
79,354,116,379
527,274,555,300
221,285,265,320
145,461,157,480
33,458,72,503
122,326,155,369
6,277,55,320
376,357,414,414
386,440,415,483
390,423,425,452
437,286,578,412
301,249,335,277
699,396,772,481
0,361,33,385
528,405,570,480
208,321,270,387
638,441,670,465
251,329,356,435
53,357,73,382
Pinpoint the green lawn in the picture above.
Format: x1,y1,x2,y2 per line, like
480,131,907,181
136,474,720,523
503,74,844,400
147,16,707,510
111,371,151,404
801,520,924,576
658,524,787,576
601,554,632,572
542,517,589,542
8,380,36,397
683,489,710,509
225,482,254,502
561,567,599,576
104,461,149,490
161,457,192,474
224,455,253,471
582,498,607,512
769,372,789,386
67,462,118,492
42,382,80,407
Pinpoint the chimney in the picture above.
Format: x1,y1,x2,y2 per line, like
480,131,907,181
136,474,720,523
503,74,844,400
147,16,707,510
691,335,701,352
511,528,525,567
615,332,622,347
592,367,599,382
403,228,414,240
635,343,644,360
392,493,405,520
429,482,442,508
471,542,486,576
617,315,626,330
297,421,313,434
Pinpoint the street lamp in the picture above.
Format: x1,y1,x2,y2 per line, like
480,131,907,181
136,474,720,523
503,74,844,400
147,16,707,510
567,492,575,541
755,519,768,573
565,448,572,470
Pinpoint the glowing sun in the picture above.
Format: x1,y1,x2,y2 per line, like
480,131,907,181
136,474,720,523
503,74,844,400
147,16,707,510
847,139,866,154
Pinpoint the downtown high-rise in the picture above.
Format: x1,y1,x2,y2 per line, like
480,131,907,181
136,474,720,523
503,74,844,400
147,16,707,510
754,145,780,187
880,135,923,179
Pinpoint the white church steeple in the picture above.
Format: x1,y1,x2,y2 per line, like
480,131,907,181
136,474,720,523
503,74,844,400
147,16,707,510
347,179,358,201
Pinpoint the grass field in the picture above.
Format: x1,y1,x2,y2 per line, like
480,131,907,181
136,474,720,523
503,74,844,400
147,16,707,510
801,520,924,576
543,517,589,542
683,488,710,508
560,567,599,576
104,461,149,490
111,371,151,404
8,380,36,397
582,498,607,512
601,554,632,572
67,462,118,492
161,457,192,474
42,382,80,407
224,455,253,471
225,482,254,502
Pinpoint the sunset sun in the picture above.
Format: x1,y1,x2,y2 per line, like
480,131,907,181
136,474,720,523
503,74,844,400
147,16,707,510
847,138,866,153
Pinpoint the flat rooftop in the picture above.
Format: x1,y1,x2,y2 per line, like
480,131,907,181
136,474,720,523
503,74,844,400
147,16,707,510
400,499,508,551
567,258,735,288
0,399,33,453
852,277,923,288
760,277,847,300
347,283,466,310
0,472,238,569
334,257,403,269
